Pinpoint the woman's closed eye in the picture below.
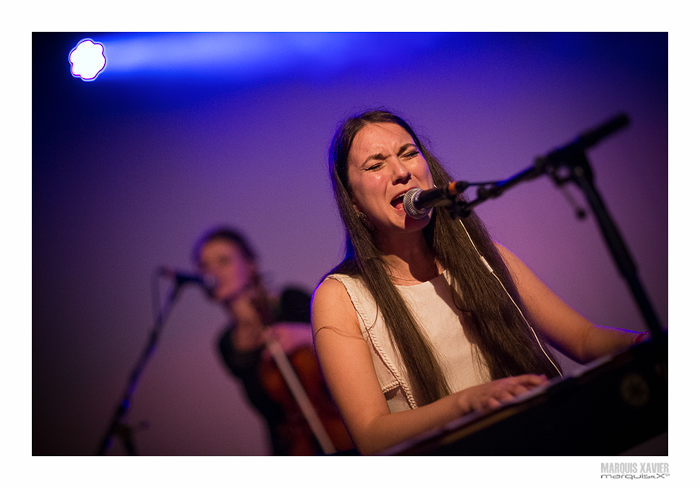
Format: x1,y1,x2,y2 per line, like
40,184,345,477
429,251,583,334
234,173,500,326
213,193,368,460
364,161,384,171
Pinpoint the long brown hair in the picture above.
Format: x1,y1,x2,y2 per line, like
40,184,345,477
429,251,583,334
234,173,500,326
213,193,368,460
327,109,560,405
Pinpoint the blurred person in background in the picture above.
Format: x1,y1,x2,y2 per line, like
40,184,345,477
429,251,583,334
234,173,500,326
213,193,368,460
193,227,354,455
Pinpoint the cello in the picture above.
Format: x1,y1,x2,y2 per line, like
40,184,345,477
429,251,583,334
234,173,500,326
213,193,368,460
258,323,355,455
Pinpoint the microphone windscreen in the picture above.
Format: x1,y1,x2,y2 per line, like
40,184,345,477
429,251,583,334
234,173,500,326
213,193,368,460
403,188,431,219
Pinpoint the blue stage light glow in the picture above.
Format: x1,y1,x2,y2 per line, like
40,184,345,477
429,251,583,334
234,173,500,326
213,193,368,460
69,38,107,81
75,32,447,82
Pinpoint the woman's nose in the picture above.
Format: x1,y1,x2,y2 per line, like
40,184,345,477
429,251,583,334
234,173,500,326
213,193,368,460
390,158,411,183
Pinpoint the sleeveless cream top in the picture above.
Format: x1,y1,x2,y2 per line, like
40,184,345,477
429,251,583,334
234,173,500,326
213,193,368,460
326,273,491,412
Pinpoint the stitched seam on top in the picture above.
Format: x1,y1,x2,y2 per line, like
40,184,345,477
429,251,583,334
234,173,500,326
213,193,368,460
326,274,417,407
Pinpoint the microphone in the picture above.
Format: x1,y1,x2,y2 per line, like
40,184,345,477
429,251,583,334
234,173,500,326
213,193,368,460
403,181,469,219
158,267,217,291
545,112,630,164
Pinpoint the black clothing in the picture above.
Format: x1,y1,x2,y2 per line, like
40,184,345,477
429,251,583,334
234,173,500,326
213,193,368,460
216,287,313,455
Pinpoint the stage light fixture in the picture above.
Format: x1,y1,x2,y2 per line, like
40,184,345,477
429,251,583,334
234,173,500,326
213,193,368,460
69,38,107,81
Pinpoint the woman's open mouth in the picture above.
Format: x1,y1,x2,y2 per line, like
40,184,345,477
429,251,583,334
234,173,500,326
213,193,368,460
391,193,406,210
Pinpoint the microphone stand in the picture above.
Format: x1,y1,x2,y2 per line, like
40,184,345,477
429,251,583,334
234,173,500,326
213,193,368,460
447,113,665,340
555,152,664,340
96,276,186,455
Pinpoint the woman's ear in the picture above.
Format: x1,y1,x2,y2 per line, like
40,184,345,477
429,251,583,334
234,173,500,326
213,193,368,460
349,189,362,213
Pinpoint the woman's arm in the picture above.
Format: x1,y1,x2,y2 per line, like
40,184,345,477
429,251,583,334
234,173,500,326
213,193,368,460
312,277,547,454
496,243,644,363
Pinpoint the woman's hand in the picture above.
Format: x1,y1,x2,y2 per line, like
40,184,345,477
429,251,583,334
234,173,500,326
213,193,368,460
225,283,268,351
227,285,258,319
456,374,549,414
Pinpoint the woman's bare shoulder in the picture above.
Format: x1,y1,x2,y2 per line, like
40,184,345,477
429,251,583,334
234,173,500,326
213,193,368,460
312,276,360,337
